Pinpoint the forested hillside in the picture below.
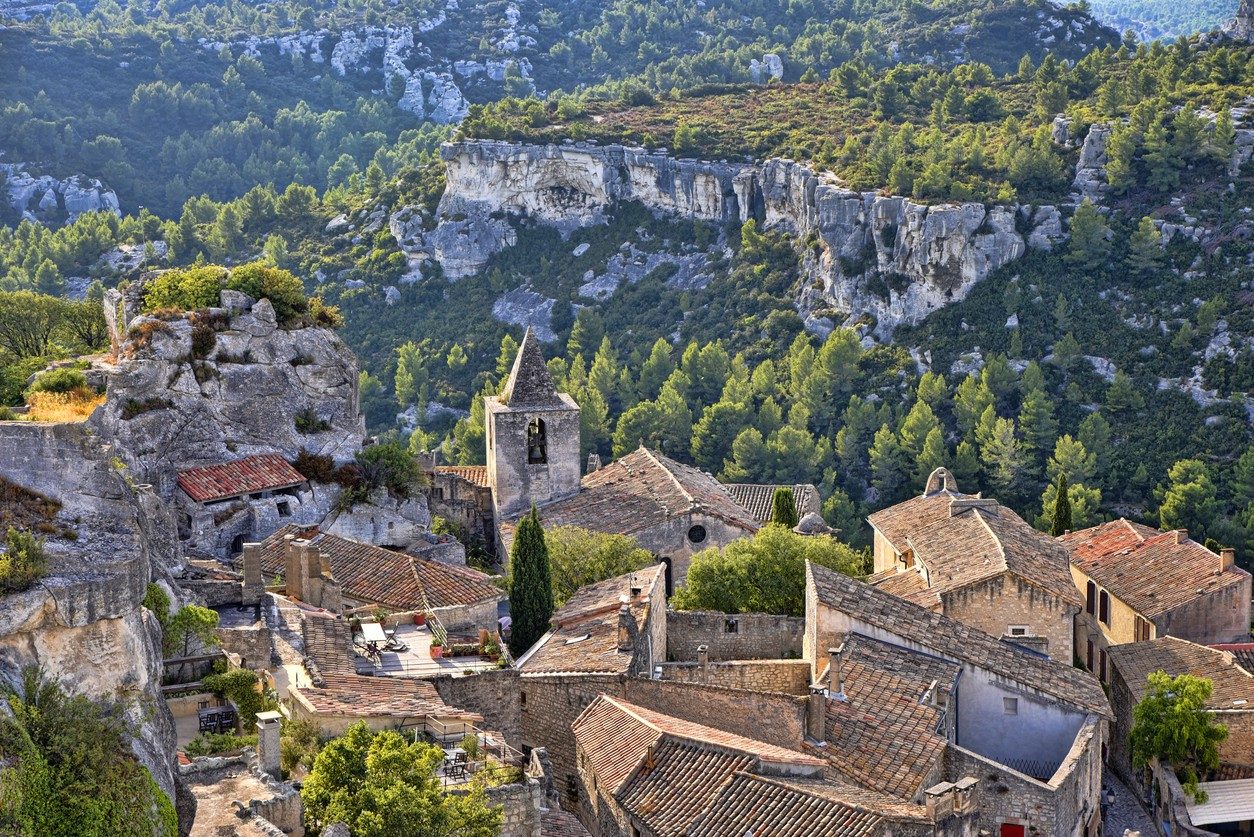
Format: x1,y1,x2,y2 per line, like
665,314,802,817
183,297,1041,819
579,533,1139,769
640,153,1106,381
1088,0,1238,40
2,0,1253,563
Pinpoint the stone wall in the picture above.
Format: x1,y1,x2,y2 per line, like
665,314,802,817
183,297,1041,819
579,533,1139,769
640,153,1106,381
939,574,1077,663
433,140,1067,337
944,714,1105,837
432,667,522,747
481,749,546,837
1156,577,1252,646
1219,708,1254,765
657,659,811,694
217,621,273,670
666,610,805,662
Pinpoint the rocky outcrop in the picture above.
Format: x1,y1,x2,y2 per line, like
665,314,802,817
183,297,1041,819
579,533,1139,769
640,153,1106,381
1227,0,1254,42
1071,124,1110,203
2,163,120,224
0,420,184,822
91,292,366,490
429,140,1065,336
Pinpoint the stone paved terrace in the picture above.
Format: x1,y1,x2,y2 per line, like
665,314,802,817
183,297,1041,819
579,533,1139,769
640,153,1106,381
353,623,500,677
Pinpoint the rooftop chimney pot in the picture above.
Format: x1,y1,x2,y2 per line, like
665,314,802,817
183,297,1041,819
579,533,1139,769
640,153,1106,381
1220,547,1235,573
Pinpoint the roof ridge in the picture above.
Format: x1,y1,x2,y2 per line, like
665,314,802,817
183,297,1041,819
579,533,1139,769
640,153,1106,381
639,446,698,511
973,508,1009,573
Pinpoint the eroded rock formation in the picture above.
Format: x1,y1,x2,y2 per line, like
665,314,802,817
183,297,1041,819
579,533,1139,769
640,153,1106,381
428,140,1066,336
0,421,186,826
92,293,366,489
1,162,121,223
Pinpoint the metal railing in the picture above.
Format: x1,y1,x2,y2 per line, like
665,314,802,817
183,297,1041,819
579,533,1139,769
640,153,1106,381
400,718,526,788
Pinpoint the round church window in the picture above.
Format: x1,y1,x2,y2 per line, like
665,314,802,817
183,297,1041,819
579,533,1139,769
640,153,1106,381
687,525,707,544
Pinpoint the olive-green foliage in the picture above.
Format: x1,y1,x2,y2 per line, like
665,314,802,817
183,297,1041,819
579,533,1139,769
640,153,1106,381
142,262,310,324
354,441,422,500
0,528,48,594
507,508,554,657
543,526,655,607
1130,672,1228,803
202,669,271,728
300,721,502,837
185,732,257,757
280,717,323,777
0,668,178,837
142,582,170,624
673,525,869,616
28,367,89,395
161,603,220,658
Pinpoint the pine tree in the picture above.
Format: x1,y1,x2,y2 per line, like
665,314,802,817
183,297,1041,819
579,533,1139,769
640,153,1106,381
981,417,1025,499
1078,413,1113,473
954,374,994,435
899,401,940,461
1065,199,1112,271
1051,474,1072,536
870,424,910,504
1018,388,1058,459
771,487,799,528
1047,435,1097,487
508,507,554,657
1126,216,1164,275
916,426,947,483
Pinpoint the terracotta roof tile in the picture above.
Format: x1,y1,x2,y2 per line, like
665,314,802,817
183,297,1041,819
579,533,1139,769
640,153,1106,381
177,454,305,503
248,525,503,612
616,740,754,835
687,773,918,837
501,447,758,543
820,636,955,798
809,562,1111,718
1212,644,1254,674
1061,520,1251,618
866,489,964,554
434,465,490,488
539,810,590,837
301,611,355,675
723,483,822,524
516,566,664,675
1109,637,1254,710
869,495,1082,608
573,695,823,806
294,673,481,719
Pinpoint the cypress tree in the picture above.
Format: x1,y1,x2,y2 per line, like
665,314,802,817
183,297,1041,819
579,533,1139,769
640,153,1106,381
507,506,554,657
771,487,799,528
1052,473,1072,537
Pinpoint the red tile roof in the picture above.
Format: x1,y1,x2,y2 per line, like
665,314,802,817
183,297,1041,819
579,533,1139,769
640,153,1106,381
1212,644,1254,674
868,492,1082,608
434,465,490,488
248,525,503,612
616,740,755,836
1061,519,1251,618
177,453,306,503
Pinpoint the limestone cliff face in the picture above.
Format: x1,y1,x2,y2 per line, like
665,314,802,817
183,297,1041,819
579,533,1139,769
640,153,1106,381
1228,0,1254,42
0,421,181,813
430,140,1065,336
92,294,366,489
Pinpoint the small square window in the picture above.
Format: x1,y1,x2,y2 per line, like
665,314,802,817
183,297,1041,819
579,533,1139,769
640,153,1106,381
724,618,739,634
1008,625,1030,637
1003,697,1018,715
276,501,291,517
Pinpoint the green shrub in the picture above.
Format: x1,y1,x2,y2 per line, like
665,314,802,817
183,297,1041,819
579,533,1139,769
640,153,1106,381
293,449,336,483
0,528,49,594
202,669,273,728
0,667,178,837
142,266,228,312
121,397,172,420
227,262,308,324
295,408,332,434
185,732,257,757
28,368,89,395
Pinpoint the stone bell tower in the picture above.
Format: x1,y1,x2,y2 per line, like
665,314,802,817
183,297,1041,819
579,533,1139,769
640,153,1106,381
486,328,581,520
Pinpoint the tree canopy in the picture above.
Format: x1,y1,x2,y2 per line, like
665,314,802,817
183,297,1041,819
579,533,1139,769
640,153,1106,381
1130,671,1229,803
543,526,655,607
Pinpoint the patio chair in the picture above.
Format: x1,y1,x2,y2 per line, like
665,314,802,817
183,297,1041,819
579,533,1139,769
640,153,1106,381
198,711,219,734
385,636,409,652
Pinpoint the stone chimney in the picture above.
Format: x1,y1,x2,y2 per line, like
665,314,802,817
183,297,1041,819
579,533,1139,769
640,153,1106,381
283,535,303,601
256,711,283,779
617,599,636,652
241,543,264,605
587,452,602,474
828,646,846,700
1221,547,1236,573
697,644,709,683
806,687,827,740
1175,529,1188,545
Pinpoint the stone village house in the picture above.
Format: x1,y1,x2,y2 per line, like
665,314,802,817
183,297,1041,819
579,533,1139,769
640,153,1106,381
1061,519,1252,685
866,468,1082,662
510,554,1109,837
1106,636,1254,836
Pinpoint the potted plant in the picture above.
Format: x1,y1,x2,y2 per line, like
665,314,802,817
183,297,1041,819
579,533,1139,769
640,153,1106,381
414,611,427,627
430,640,444,659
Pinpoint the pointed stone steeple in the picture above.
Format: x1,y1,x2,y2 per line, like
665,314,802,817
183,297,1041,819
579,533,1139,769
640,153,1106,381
501,328,563,408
